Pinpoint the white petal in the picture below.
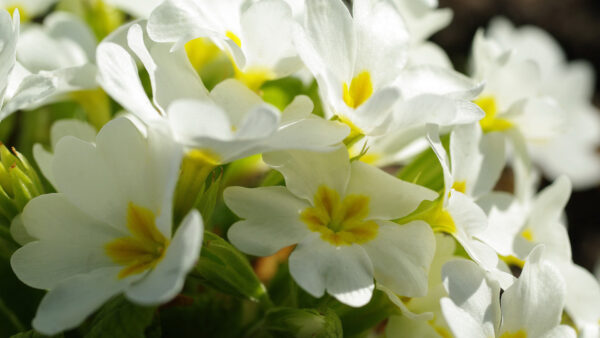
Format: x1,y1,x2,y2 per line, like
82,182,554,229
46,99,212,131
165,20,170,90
363,221,435,297
554,261,600,329
209,79,263,127
126,210,203,305
32,267,129,335
235,105,280,140
395,65,483,101
9,214,35,245
440,298,488,338
540,325,577,338
225,186,310,256
346,161,437,220
511,97,566,142
262,146,350,202
263,117,349,153
167,99,233,143
500,246,566,337
0,9,18,108
96,42,159,122
441,259,500,337
127,23,208,114
289,234,374,307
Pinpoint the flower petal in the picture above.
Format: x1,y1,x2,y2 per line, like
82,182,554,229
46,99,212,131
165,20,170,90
225,186,310,256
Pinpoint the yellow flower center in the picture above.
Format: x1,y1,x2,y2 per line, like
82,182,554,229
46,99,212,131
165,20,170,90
422,202,457,235
343,71,373,109
500,254,525,268
105,203,169,279
6,4,28,21
233,66,274,92
500,330,527,338
185,37,222,73
300,185,378,246
452,181,467,194
520,227,534,242
475,96,513,133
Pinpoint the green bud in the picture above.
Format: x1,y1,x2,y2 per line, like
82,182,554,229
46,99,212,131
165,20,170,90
0,144,44,222
261,307,343,338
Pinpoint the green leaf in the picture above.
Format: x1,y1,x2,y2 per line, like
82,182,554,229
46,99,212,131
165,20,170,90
83,296,155,338
10,330,63,338
259,307,343,338
193,232,271,307
195,170,224,228
396,135,449,192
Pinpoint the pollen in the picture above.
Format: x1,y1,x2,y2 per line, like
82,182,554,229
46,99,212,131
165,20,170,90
475,96,514,133
343,71,374,109
300,185,378,246
105,203,169,279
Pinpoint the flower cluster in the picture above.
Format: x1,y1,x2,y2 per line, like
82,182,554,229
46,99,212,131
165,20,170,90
0,0,598,337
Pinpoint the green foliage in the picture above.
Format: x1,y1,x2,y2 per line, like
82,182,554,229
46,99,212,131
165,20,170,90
397,134,449,192
82,296,155,338
11,330,63,338
257,307,343,338
193,232,272,307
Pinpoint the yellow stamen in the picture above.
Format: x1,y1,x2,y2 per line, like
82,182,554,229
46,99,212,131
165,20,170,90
500,254,525,268
105,203,169,279
233,65,274,93
520,228,534,242
342,71,373,109
421,202,457,235
300,185,378,246
500,330,527,338
452,181,467,194
185,38,222,73
475,96,514,133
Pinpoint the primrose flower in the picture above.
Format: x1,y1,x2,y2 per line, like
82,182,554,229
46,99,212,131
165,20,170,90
440,246,576,338
478,174,600,336
97,22,348,164
0,11,102,121
469,30,567,162
0,9,18,109
225,146,437,307
294,0,482,136
11,117,203,335
487,18,600,189
397,124,503,276
147,0,301,91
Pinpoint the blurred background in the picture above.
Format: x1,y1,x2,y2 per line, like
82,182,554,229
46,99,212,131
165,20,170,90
432,0,600,273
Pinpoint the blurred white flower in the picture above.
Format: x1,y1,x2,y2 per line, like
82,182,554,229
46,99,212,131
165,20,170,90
225,146,437,307
11,117,203,335
488,17,600,189
147,0,301,91
441,246,576,338
1,0,56,21
97,22,348,163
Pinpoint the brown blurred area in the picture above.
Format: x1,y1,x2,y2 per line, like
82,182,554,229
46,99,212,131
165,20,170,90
432,0,600,272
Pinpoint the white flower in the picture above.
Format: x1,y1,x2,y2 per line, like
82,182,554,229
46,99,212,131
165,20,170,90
225,146,437,307
104,0,163,18
478,175,600,335
415,124,502,274
487,17,600,189
97,22,348,163
440,246,576,338
0,8,18,108
294,0,482,136
11,117,203,335
147,0,301,91
0,11,99,120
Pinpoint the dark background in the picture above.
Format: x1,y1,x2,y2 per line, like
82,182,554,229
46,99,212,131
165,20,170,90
432,0,600,272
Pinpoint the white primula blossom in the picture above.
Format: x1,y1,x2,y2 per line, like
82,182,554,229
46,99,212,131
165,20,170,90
11,117,203,335
0,11,99,120
441,246,576,338
478,175,600,336
97,22,348,163
470,29,567,168
147,0,301,91
104,0,163,18
0,9,18,108
0,0,56,20
293,0,482,136
488,17,600,189
225,146,438,307
423,124,501,274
